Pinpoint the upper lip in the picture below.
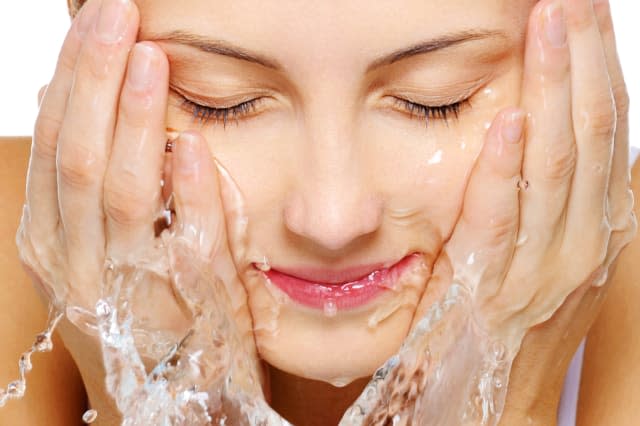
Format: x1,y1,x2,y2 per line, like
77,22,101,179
260,258,406,285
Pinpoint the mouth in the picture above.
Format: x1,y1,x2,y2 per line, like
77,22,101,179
254,253,422,311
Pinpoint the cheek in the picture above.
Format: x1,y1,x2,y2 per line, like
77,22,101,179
369,66,524,240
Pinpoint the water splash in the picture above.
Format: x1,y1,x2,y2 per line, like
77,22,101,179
341,284,512,426
0,307,63,408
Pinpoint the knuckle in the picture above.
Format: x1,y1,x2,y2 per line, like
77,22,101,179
57,145,105,189
582,96,617,139
104,180,154,225
56,46,78,76
33,113,62,160
612,81,630,118
543,140,577,182
78,42,120,81
486,215,517,246
566,2,595,33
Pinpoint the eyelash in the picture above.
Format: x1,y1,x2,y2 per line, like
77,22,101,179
181,97,262,128
392,98,470,128
180,95,470,128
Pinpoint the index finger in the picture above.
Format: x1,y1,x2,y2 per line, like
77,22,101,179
26,0,100,238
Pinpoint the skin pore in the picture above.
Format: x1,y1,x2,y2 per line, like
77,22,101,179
123,0,538,423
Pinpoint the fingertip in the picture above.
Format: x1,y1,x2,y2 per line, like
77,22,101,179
480,108,526,178
500,108,526,146
174,131,204,175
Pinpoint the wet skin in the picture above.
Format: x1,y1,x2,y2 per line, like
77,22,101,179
17,0,634,424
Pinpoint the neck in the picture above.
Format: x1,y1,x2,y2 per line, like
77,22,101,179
267,364,369,426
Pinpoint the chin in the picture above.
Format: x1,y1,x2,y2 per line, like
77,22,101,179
256,303,417,386
242,255,431,385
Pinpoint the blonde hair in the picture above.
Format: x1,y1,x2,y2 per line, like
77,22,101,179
67,0,87,18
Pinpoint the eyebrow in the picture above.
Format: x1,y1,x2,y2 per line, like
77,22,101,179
147,29,506,72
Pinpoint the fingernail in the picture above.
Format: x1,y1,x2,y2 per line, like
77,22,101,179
544,2,567,48
501,110,525,144
127,44,156,91
95,0,131,43
176,133,201,172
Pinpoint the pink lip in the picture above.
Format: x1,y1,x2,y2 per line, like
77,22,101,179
257,253,421,311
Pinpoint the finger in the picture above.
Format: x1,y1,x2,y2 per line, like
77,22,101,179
56,0,138,305
517,0,574,261
445,108,525,301
26,0,99,239
104,42,169,258
172,132,226,260
563,0,616,249
593,0,633,230
171,133,253,324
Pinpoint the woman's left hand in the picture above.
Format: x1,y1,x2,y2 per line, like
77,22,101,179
407,0,636,423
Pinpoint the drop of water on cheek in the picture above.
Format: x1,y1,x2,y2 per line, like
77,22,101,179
323,299,338,318
427,150,443,165
82,409,98,424
466,253,476,266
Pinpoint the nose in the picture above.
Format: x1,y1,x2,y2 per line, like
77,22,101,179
283,129,383,252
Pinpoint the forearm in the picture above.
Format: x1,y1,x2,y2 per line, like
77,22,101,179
577,162,640,425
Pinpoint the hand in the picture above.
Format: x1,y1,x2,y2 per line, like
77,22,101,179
342,0,636,424
15,0,275,423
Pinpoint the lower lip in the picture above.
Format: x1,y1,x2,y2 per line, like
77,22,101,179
260,254,420,311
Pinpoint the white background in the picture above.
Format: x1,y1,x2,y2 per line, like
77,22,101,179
1,1,639,149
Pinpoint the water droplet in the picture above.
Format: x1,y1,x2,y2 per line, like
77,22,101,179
82,409,98,424
517,180,530,191
492,342,506,361
364,385,377,402
323,299,337,318
466,252,476,266
516,233,529,247
7,381,25,397
19,354,32,372
34,333,52,352
427,149,443,165
255,256,271,272
95,300,111,317
330,377,350,387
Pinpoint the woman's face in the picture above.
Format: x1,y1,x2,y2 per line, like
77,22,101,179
136,0,534,385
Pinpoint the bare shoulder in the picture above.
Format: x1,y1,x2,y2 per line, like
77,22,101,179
577,160,640,425
0,137,86,425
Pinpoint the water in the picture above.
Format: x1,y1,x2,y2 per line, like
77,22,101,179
6,132,638,425
323,298,337,317
0,307,62,408
82,409,98,423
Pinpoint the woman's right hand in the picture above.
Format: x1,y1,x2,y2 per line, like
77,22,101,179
15,0,271,422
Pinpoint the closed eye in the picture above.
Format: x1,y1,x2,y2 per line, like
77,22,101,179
391,97,471,127
180,96,264,128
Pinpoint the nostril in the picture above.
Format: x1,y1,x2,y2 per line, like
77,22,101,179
283,192,383,252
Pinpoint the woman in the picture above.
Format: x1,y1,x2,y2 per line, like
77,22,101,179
2,0,638,424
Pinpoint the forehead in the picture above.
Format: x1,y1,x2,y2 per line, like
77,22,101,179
136,0,533,54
